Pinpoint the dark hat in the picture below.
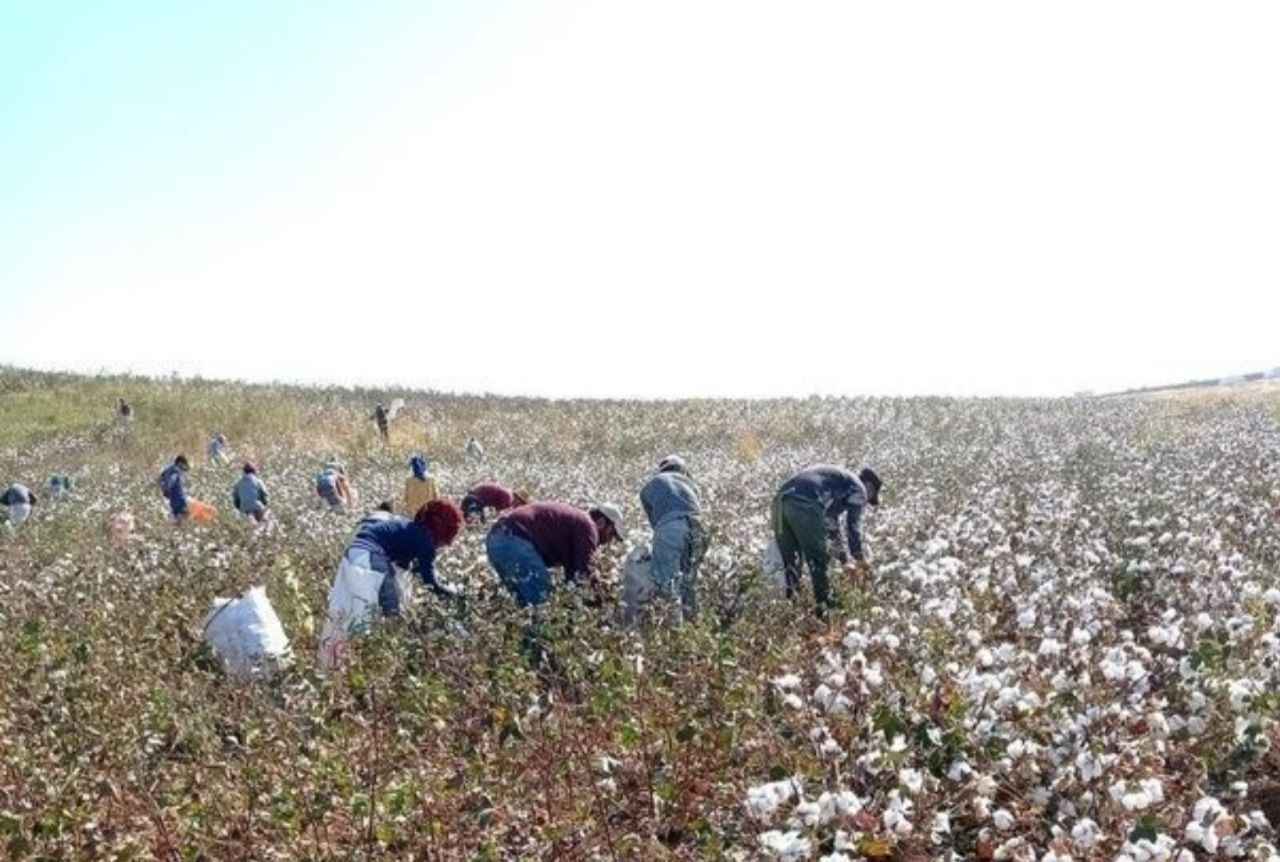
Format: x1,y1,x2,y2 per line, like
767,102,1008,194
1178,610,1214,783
175,455,190,470
859,467,882,506
243,463,257,474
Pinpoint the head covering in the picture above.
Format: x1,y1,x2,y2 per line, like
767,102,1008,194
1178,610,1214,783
858,467,883,506
409,455,428,481
175,455,190,470
242,463,257,474
591,503,626,539
657,455,688,475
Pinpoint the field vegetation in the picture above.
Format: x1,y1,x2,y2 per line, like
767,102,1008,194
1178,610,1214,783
2,367,1280,860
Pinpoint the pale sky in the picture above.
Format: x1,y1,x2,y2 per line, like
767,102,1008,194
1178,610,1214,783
2,1,1277,398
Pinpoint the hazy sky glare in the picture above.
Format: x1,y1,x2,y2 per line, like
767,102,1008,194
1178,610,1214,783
2,2,1277,398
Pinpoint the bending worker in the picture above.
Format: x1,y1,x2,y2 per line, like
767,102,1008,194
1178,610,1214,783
771,464,882,617
485,501,624,607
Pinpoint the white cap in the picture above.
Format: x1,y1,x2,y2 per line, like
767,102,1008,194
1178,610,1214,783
592,503,626,539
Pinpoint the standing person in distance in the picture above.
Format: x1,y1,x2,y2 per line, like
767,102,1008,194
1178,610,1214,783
372,403,390,444
208,433,230,466
158,455,192,523
771,464,882,618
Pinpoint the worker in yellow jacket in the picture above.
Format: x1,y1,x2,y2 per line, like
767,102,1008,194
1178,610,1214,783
404,455,438,515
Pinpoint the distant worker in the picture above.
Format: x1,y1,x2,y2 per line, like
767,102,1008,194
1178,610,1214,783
485,501,624,607
771,464,882,617
47,474,73,501
1,483,38,528
231,463,269,522
315,461,353,512
465,437,485,460
208,433,230,466
403,455,438,516
460,482,527,523
629,455,709,625
158,455,192,522
372,404,390,443
117,398,133,424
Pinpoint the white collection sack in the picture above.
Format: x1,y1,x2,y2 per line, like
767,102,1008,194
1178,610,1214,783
620,543,657,626
317,550,411,671
202,586,292,679
761,539,788,595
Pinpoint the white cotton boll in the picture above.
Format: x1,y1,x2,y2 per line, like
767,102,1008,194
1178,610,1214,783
948,759,973,782
996,643,1017,663
746,778,801,821
921,665,937,686
863,663,884,688
819,736,845,760
758,829,812,860
1038,638,1064,658
932,812,951,842
1139,779,1164,805
794,800,821,827
1076,751,1103,782
1018,607,1037,629
1071,818,1100,849
976,774,998,798
773,674,801,690
977,648,995,668
883,792,915,836
1071,628,1092,646
843,631,868,651
881,633,901,650
968,630,984,647
899,768,924,794
783,693,804,710
993,808,1015,830
819,854,852,862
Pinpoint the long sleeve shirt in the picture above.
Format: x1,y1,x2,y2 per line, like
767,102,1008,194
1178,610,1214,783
403,476,439,515
497,502,599,581
466,482,517,512
232,474,268,513
639,472,702,528
777,465,869,561
158,465,189,515
349,516,442,592
1,483,33,506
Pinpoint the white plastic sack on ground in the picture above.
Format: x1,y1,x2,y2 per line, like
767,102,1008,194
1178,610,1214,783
762,539,788,595
316,551,406,672
621,543,657,626
202,586,291,679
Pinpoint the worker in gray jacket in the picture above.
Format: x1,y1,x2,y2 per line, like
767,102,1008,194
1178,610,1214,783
632,455,709,623
772,464,882,617
231,463,269,522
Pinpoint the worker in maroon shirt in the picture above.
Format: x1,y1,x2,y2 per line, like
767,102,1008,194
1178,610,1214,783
485,501,625,606
460,482,528,523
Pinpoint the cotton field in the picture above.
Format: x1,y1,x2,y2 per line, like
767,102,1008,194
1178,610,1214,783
2,373,1279,859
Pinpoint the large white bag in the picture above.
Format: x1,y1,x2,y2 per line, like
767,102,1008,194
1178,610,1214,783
317,551,411,671
621,544,657,627
762,539,788,595
202,586,291,679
